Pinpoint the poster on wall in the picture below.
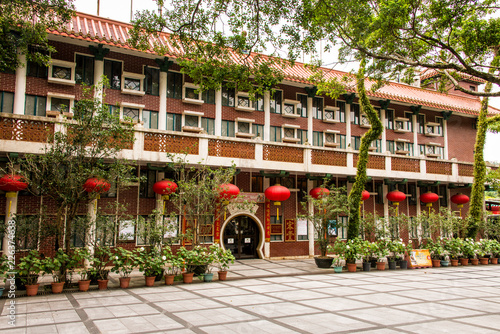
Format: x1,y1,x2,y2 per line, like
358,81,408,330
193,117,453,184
297,218,308,238
408,249,432,268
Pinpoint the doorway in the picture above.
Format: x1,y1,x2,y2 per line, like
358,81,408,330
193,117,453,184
223,215,260,259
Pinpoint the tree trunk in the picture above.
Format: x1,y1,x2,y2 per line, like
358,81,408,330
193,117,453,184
347,59,384,239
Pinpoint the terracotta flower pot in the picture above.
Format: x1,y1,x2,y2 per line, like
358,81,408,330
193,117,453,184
450,259,459,266
120,277,131,288
51,282,64,294
491,258,498,264
97,279,108,290
78,280,91,292
470,258,479,265
376,262,386,270
145,276,156,287
164,275,175,286
459,258,469,266
347,263,357,272
432,259,441,267
183,272,194,284
479,258,489,265
217,271,228,281
25,284,39,297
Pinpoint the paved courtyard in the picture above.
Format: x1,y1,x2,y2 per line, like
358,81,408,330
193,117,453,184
2,259,500,333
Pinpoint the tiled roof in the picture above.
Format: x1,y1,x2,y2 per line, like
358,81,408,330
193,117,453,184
49,12,497,117
420,69,486,83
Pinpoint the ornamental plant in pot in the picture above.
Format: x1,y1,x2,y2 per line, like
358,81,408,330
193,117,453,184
162,246,181,285
299,186,348,268
443,238,462,266
333,238,363,272
134,247,164,287
327,245,344,273
17,250,44,296
110,247,135,288
209,244,235,281
72,248,92,292
461,238,476,265
489,239,500,264
425,238,444,267
386,239,400,270
359,240,378,272
0,255,9,296
477,239,493,265
374,240,389,270
43,249,70,294
91,246,111,290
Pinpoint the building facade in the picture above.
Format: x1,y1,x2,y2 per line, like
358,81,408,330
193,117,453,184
0,12,491,259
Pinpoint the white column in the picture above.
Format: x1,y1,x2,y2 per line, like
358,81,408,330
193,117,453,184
13,53,27,115
307,179,315,256
94,60,104,101
307,97,313,144
264,91,271,141
443,119,449,160
86,200,97,264
381,110,387,152
2,192,18,255
158,71,167,130
413,114,418,149
215,88,222,136
345,103,352,147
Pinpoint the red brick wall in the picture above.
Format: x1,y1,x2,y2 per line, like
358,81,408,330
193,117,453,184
0,73,16,92
447,114,476,162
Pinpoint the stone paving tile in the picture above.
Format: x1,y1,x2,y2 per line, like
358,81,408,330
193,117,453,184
0,328,28,334
440,298,500,313
298,297,376,311
260,276,307,283
347,292,422,306
264,268,310,275
200,319,299,334
154,298,225,312
0,314,27,329
264,289,328,301
26,324,57,334
56,322,90,334
192,287,253,298
345,283,407,293
281,280,335,289
396,320,500,334
15,294,69,304
220,278,270,287
240,283,298,294
213,293,282,306
350,329,402,334
240,301,321,318
275,313,375,333
173,307,258,326
140,291,200,302
391,289,463,302
428,286,498,298
393,302,485,318
339,306,436,326
454,314,500,330
25,309,80,326
313,285,373,296
230,269,277,276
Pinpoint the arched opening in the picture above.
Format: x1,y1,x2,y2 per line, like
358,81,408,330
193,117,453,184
222,215,261,259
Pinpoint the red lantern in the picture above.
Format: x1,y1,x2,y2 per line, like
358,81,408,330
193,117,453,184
361,190,370,201
83,178,111,194
450,193,469,208
218,183,240,201
309,187,330,199
153,180,178,198
386,190,406,206
265,184,291,221
0,174,28,192
420,192,439,207
491,206,500,214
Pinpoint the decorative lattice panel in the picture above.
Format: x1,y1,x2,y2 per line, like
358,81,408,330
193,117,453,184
353,154,385,170
0,117,54,142
263,145,303,163
311,150,347,166
391,157,420,173
208,139,255,159
144,133,199,154
458,163,474,177
426,160,452,175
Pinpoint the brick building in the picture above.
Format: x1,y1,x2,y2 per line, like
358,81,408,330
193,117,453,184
0,12,493,259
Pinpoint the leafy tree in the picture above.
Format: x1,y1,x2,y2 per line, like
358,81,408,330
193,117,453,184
7,84,135,253
0,0,74,73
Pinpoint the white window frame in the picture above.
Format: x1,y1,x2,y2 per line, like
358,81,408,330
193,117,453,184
425,142,443,158
282,124,301,143
48,59,76,86
324,129,340,147
360,113,372,128
46,92,75,117
119,101,145,125
395,139,411,155
394,117,411,133
282,99,300,118
425,122,441,137
235,91,256,112
121,72,146,96
235,117,256,138
323,105,340,123
182,82,204,105
182,110,204,133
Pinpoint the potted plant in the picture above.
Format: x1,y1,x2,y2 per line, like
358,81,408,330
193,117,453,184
17,250,44,296
110,247,136,288
90,246,111,290
72,248,92,292
443,238,462,266
209,244,235,281
400,241,412,269
135,247,164,287
43,249,70,293
0,255,9,296
177,247,196,283
424,238,444,267
490,239,500,264
359,240,378,271
299,186,348,268
333,238,363,272
461,238,476,265
374,240,389,270
162,246,181,285
477,239,491,265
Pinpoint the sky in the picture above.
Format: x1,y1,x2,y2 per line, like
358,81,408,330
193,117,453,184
72,0,500,163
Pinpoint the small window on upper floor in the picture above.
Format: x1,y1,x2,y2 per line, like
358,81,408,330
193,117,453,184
75,54,94,85
104,59,122,90
122,72,145,96
222,82,235,107
142,110,158,129
144,66,159,96
167,71,182,99
0,91,14,114
385,109,394,130
270,90,282,114
48,59,76,86
470,85,476,91
312,97,323,120
25,95,46,116
297,94,308,117
350,104,360,124
51,97,71,113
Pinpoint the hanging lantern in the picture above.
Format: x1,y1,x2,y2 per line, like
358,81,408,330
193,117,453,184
450,193,470,208
153,179,178,214
0,174,28,218
420,191,439,214
309,187,330,199
83,178,111,213
361,190,370,201
217,183,240,220
0,174,28,193
386,190,406,205
265,184,291,221
491,206,500,214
